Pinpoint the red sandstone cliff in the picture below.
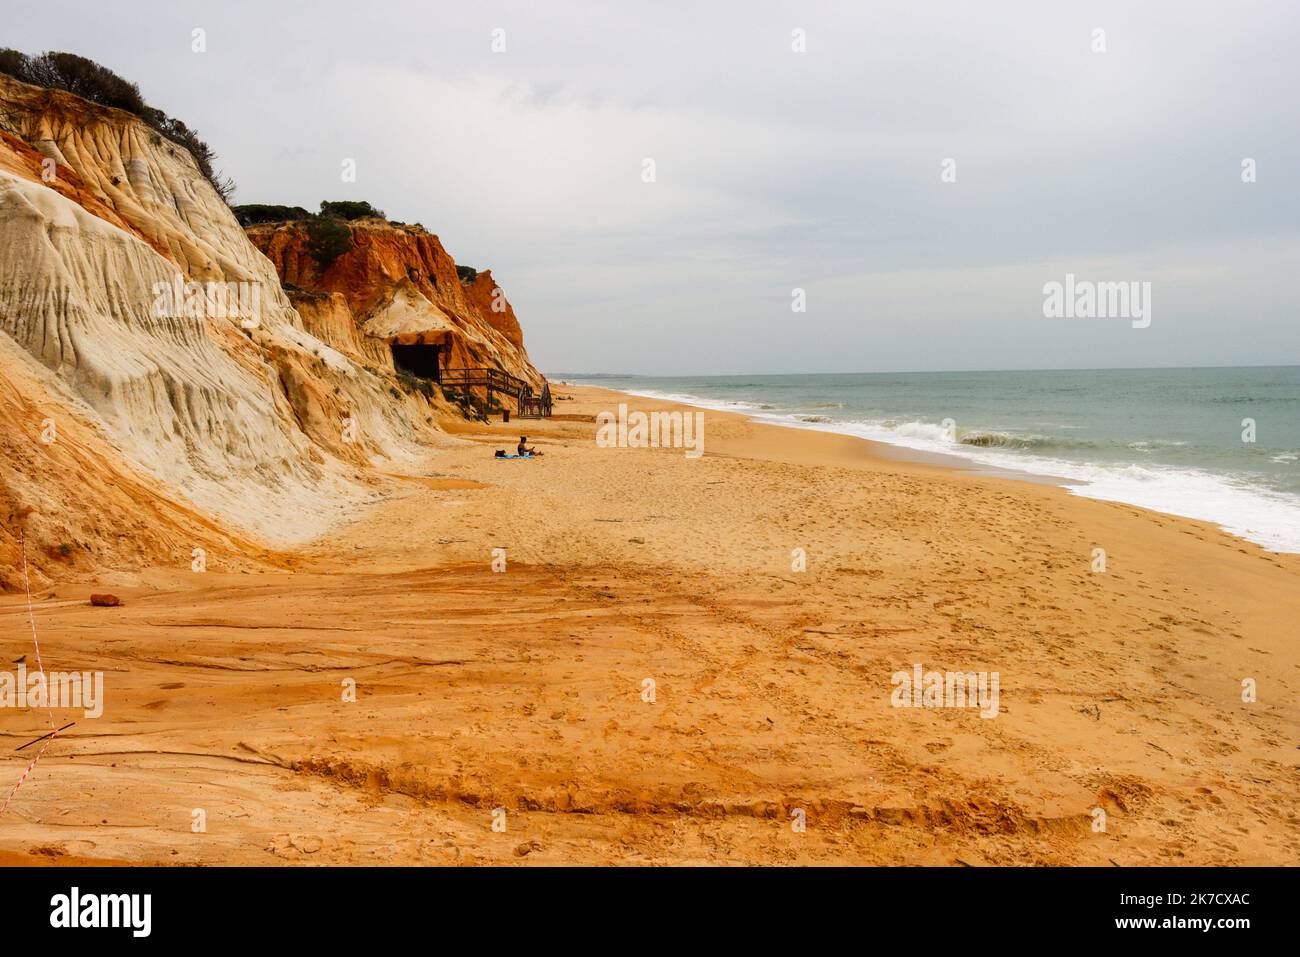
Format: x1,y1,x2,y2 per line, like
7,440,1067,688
246,219,543,390
464,269,525,350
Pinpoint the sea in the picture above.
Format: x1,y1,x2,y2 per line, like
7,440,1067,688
562,367,1300,553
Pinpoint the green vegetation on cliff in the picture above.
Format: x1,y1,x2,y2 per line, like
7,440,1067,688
0,48,235,202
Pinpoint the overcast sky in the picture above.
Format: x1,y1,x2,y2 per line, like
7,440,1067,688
7,0,1299,374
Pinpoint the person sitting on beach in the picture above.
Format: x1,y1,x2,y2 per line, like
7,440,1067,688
518,436,542,457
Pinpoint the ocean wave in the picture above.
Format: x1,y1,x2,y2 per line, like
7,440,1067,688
853,420,1100,452
825,423,1300,552
959,429,1053,449
1207,394,1297,404
883,422,1103,452
1128,439,1188,448
581,384,1300,552
1066,465,1300,554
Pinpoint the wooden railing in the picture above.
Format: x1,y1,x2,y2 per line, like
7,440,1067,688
519,382,553,418
441,367,526,394
440,368,552,417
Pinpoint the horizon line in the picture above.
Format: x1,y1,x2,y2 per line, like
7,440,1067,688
549,362,1300,379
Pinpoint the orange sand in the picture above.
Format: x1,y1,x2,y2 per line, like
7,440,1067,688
1,385,1295,865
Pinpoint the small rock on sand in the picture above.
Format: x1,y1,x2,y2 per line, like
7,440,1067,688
89,594,121,607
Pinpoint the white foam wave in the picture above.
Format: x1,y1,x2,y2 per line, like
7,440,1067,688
611,387,1300,554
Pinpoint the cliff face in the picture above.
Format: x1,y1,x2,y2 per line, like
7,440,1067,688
0,74,463,585
246,220,543,389
464,269,525,351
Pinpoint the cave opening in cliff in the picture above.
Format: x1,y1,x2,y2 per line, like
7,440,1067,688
391,342,442,383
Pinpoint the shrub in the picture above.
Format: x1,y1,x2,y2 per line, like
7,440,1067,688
319,200,385,221
442,387,473,416
0,48,234,202
144,111,235,201
8,50,146,114
455,265,478,283
0,48,33,82
232,204,313,227
305,215,353,270
395,371,435,399
440,387,488,422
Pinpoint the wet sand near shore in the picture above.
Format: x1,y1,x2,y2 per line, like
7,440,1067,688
1,385,1296,865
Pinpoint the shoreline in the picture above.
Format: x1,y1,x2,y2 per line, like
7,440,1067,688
593,383,1083,489
566,380,1298,554
1,382,1296,865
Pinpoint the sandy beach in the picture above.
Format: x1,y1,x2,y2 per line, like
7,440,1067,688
0,383,1296,866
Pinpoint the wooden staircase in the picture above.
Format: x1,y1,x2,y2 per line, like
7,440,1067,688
440,368,552,418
